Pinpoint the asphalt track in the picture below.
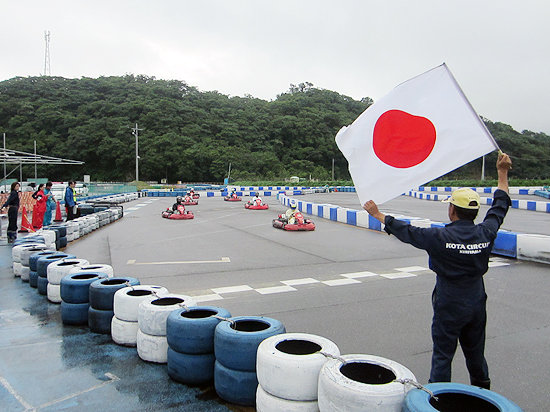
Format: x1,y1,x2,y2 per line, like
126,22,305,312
2,193,549,411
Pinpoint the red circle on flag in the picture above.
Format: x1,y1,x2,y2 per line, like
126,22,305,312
373,110,436,168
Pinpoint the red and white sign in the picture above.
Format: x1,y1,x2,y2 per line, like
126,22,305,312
335,63,498,205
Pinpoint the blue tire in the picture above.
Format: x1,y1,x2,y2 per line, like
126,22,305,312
60,271,108,304
89,277,140,311
13,237,45,246
57,236,68,249
49,225,67,239
88,307,114,334
61,301,90,325
167,306,231,355
29,251,56,272
214,360,258,406
403,382,524,412
214,316,285,372
37,275,48,295
36,253,76,277
167,348,215,384
29,270,38,288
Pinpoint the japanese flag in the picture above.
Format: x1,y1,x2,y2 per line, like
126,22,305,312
336,63,498,206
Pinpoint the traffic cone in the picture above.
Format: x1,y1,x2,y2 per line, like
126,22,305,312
19,206,35,233
54,201,63,222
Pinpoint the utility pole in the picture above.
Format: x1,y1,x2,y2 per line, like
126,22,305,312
44,30,51,76
131,123,143,184
481,156,485,181
3,133,6,183
332,158,335,181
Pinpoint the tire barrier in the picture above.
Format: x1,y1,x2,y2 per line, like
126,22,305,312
88,277,140,334
214,316,286,406
36,253,76,296
60,271,108,325
29,250,56,272
256,333,340,406
317,354,417,412
111,285,169,347
166,306,231,384
403,382,524,412
46,258,90,303
137,295,197,363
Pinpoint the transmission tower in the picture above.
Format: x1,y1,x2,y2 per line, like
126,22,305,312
44,30,51,76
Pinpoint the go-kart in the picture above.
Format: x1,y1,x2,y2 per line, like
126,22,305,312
272,211,315,231
224,194,242,201
189,192,200,199
161,207,194,220
182,198,198,205
245,200,269,210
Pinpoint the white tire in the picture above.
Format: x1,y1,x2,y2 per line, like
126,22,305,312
111,316,139,347
47,258,90,285
138,294,197,336
13,243,43,263
137,328,168,363
21,266,31,281
20,245,50,266
113,285,170,322
257,333,340,401
13,262,22,277
317,354,416,412
47,283,62,303
69,264,114,278
257,385,320,412
37,230,57,247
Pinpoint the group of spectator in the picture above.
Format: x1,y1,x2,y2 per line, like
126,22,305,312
1,180,77,243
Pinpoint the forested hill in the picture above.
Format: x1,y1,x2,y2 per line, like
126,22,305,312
0,75,548,183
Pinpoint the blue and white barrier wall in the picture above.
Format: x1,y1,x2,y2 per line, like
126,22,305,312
408,190,550,213
278,194,550,265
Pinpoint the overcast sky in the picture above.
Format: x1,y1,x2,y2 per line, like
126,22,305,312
2,0,549,134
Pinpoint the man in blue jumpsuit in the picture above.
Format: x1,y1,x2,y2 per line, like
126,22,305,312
364,153,512,389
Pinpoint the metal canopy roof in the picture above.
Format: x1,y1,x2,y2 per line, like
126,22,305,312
0,148,84,165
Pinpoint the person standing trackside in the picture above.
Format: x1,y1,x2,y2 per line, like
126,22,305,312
1,182,21,243
64,181,77,221
42,181,55,227
363,153,513,389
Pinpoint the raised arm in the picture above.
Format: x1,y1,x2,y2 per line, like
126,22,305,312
496,152,512,194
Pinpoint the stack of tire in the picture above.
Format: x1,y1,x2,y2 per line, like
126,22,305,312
60,271,107,325
137,294,197,363
36,253,76,296
88,277,140,334
403,382,524,412
46,258,90,303
166,306,231,385
317,354,417,412
111,285,169,347
214,316,286,406
65,221,79,242
28,250,57,288
36,230,58,249
12,242,47,280
12,240,45,277
256,333,340,411
19,244,50,282
48,225,68,250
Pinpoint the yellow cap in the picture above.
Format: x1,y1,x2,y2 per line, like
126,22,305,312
442,188,481,209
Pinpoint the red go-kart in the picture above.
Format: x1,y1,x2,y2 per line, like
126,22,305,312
272,211,315,231
245,199,269,210
162,206,194,220
189,192,200,199
224,194,242,201
182,197,198,206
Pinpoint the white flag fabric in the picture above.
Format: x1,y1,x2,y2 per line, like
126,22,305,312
335,63,498,206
